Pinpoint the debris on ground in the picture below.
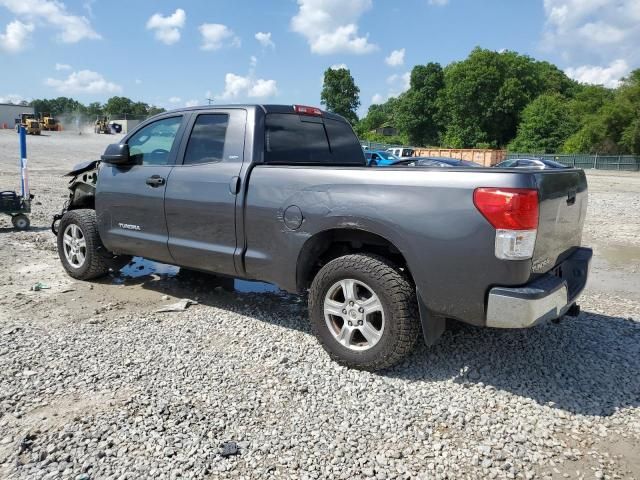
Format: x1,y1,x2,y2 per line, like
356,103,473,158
220,441,239,457
30,282,50,291
155,298,198,313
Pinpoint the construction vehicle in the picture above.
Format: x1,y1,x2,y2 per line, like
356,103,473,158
94,116,111,134
39,112,58,131
14,113,41,135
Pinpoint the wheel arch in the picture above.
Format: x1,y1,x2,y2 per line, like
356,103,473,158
295,227,413,293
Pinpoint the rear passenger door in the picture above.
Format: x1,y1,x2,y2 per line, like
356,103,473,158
164,109,247,275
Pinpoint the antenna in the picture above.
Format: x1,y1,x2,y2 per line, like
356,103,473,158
206,98,214,105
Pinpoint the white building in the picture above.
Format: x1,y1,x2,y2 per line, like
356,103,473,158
0,103,35,129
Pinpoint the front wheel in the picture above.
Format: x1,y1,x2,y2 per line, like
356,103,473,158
12,214,30,230
309,253,420,371
57,209,131,280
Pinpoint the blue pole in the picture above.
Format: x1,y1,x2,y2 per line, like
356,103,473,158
19,126,29,199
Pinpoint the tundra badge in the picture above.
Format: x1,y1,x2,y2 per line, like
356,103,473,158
118,223,141,231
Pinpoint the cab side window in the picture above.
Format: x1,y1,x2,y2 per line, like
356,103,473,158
184,114,230,165
127,116,183,165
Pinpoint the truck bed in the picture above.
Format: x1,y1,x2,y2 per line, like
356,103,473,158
242,165,587,325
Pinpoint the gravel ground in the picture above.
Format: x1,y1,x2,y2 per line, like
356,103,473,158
0,129,639,480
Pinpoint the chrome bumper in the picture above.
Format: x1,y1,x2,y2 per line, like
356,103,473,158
486,247,592,328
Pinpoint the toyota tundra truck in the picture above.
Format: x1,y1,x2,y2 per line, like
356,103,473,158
53,104,592,371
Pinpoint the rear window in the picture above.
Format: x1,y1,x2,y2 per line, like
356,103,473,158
264,113,365,165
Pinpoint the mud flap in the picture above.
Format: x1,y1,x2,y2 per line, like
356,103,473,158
417,290,445,346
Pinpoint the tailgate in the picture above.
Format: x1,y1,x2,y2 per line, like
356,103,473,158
531,169,588,273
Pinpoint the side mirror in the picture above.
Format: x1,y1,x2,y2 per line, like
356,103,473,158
101,143,131,165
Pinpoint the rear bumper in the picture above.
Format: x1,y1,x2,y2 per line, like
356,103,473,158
486,247,592,328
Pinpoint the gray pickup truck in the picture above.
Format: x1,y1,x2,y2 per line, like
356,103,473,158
54,104,592,371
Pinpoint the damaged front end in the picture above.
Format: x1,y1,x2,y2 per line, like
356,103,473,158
51,160,100,235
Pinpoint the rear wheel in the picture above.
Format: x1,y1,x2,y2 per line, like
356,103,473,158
57,209,131,280
12,214,30,230
309,253,420,371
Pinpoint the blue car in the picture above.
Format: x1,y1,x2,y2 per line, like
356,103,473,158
364,150,401,166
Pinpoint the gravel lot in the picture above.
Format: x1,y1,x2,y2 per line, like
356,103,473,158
0,129,639,480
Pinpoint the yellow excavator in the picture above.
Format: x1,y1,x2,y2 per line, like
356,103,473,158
39,112,58,131
94,116,111,134
14,113,41,135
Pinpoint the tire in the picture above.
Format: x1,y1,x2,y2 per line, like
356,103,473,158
309,253,420,371
12,214,30,230
57,209,131,280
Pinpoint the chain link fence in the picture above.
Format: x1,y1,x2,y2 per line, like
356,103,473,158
507,153,640,171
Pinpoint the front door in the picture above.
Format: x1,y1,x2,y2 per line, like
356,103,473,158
164,109,247,276
97,114,187,263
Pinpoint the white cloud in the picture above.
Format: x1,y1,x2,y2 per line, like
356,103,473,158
0,20,33,53
199,23,240,51
387,71,411,93
0,0,100,43
0,93,25,104
45,70,122,94
185,99,199,107
428,0,449,5
168,96,182,104
291,0,377,55
216,73,277,100
250,55,258,67
371,71,411,104
385,48,405,67
83,0,95,18
542,0,640,67
146,9,185,45
55,62,72,71
371,93,385,104
255,31,274,48
248,79,278,98
330,63,348,70
216,73,251,100
565,59,630,88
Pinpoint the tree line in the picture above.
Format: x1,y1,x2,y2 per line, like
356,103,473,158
321,47,640,155
29,96,166,120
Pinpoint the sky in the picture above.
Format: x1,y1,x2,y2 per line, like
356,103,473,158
1,0,638,115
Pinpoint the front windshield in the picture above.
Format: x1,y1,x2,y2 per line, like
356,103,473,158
377,151,399,161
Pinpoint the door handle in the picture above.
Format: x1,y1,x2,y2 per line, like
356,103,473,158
146,175,165,187
229,176,241,195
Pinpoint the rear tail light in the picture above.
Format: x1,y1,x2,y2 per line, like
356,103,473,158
294,105,323,116
473,188,539,260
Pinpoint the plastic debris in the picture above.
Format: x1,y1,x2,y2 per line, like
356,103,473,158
220,441,239,457
30,282,50,291
156,299,198,313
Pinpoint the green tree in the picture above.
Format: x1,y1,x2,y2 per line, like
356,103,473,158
355,97,399,137
563,69,640,154
508,93,577,153
104,96,135,118
438,48,579,148
320,67,360,125
147,105,166,116
395,62,444,146
85,102,104,118
30,97,84,116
